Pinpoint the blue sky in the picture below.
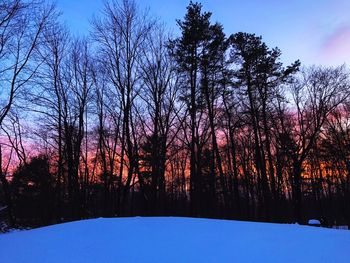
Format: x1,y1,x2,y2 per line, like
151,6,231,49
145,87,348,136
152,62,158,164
56,0,350,66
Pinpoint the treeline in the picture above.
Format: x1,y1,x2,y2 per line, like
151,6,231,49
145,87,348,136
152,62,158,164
1,0,350,229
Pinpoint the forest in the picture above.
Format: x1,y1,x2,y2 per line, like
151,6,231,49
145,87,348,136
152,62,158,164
1,0,350,230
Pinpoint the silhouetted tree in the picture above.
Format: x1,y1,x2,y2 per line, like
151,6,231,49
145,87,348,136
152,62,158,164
287,66,349,223
12,155,54,226
0,0,56,226
229,32,299,220
171,1,213,216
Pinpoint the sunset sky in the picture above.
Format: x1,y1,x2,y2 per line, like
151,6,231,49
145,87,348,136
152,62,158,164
57,0,350,66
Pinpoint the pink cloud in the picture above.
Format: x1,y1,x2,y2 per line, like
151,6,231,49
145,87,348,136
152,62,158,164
320,25,350,64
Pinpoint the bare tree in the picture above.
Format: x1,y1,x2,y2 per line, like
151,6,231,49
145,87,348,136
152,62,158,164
137,25,181,214
93,0,153,215
0,0,55,125
0,0,56,226
61,39,93,219
287,65,350,223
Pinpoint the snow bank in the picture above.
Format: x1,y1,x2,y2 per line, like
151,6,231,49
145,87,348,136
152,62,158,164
308,219,321,225
0,217,349,263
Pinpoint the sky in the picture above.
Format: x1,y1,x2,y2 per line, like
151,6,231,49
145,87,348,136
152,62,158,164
56,0,350,67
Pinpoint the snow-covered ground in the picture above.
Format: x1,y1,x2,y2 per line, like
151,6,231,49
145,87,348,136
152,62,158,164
0,217,349,263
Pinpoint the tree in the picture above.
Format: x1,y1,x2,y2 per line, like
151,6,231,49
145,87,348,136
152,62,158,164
171,1,212,216
200,22,230,214
321,101,350,227
61,39,93,219
286,66,350,223
28,20,69,220
11,155,54,226
138,25,180,214
229,32,299,219
0,0,55,125
93,0,153,215
0,0,56,226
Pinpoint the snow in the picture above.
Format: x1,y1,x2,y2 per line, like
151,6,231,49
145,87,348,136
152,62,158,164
308,219,321,225
333,225,349,230
0,217,349,263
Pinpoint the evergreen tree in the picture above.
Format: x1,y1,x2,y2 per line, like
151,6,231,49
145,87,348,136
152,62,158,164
229,32,299,220
171,1,212,216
